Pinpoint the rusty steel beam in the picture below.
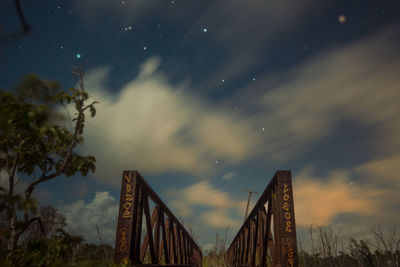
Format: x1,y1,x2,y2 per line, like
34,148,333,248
114,171,136,262
226,171,299,267
114,171,202,266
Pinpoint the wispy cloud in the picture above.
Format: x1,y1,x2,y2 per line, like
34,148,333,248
186,0,330,84
75,25,400,185
353,153,400,221
79,57,260,185
73,0,330,85
235,26,400,162
222,172,236,181
294,151,400,227
199,208,241,229
64,25,400,237
293,167,378,227
168,181,245,229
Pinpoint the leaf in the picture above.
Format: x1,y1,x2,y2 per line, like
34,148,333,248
89,105,96,117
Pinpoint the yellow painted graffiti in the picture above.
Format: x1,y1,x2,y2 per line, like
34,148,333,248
282,184,295,266
122,173,133,218
120,227,128,252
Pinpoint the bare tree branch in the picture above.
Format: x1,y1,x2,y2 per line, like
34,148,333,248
96,223,108,260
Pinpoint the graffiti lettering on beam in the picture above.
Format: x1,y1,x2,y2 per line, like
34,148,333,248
122,175,134,218
277,172,298,267
282,184,295,266
114,172,136,262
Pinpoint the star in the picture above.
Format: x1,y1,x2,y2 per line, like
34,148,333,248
338,14,346,24
261,127,265,131
60,46,64,50
143,46,147,50
203,28,207,32
76,54,81,59
215,160,218,164
222,79,225,82
171,0,175,4
253,77,256,81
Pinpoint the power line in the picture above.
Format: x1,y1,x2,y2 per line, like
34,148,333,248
83,122,212,179
86,121,182,166
84,132,173,170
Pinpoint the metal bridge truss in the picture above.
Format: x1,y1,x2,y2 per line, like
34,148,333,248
226,171,299,267
114,170,298,267
114,171,202,266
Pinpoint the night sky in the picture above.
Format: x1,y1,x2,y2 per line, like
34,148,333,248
1,0,400,250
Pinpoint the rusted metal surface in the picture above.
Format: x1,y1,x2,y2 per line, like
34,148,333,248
226,171,299,267
114,171,202,266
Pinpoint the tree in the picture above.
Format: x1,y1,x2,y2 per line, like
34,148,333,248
17,206,68,248
0,69,98,250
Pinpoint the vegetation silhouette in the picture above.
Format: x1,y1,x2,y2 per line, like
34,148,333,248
0,70,97,251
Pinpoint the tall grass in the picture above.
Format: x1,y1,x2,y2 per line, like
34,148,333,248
202,223,400,267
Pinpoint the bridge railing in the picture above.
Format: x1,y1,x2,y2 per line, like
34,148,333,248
114,171,202,266
226,171,299,267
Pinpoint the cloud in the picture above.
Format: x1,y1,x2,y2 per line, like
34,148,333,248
293,151,400,228
353,153,400,221
73,0,156,27
71,14,400,188
187,0,330,84
222,172,236,181
201,243,215,253
73,0,330,85
170,181,236,214
199,208,241,229
63,26,400,235
168,181,245,229
58,191,118,245
230,26,400,162
354,153,400,187
293,153,400,251
79,57,260,185
293,167,378,227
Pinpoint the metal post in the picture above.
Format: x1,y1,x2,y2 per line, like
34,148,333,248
244,189,258,221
